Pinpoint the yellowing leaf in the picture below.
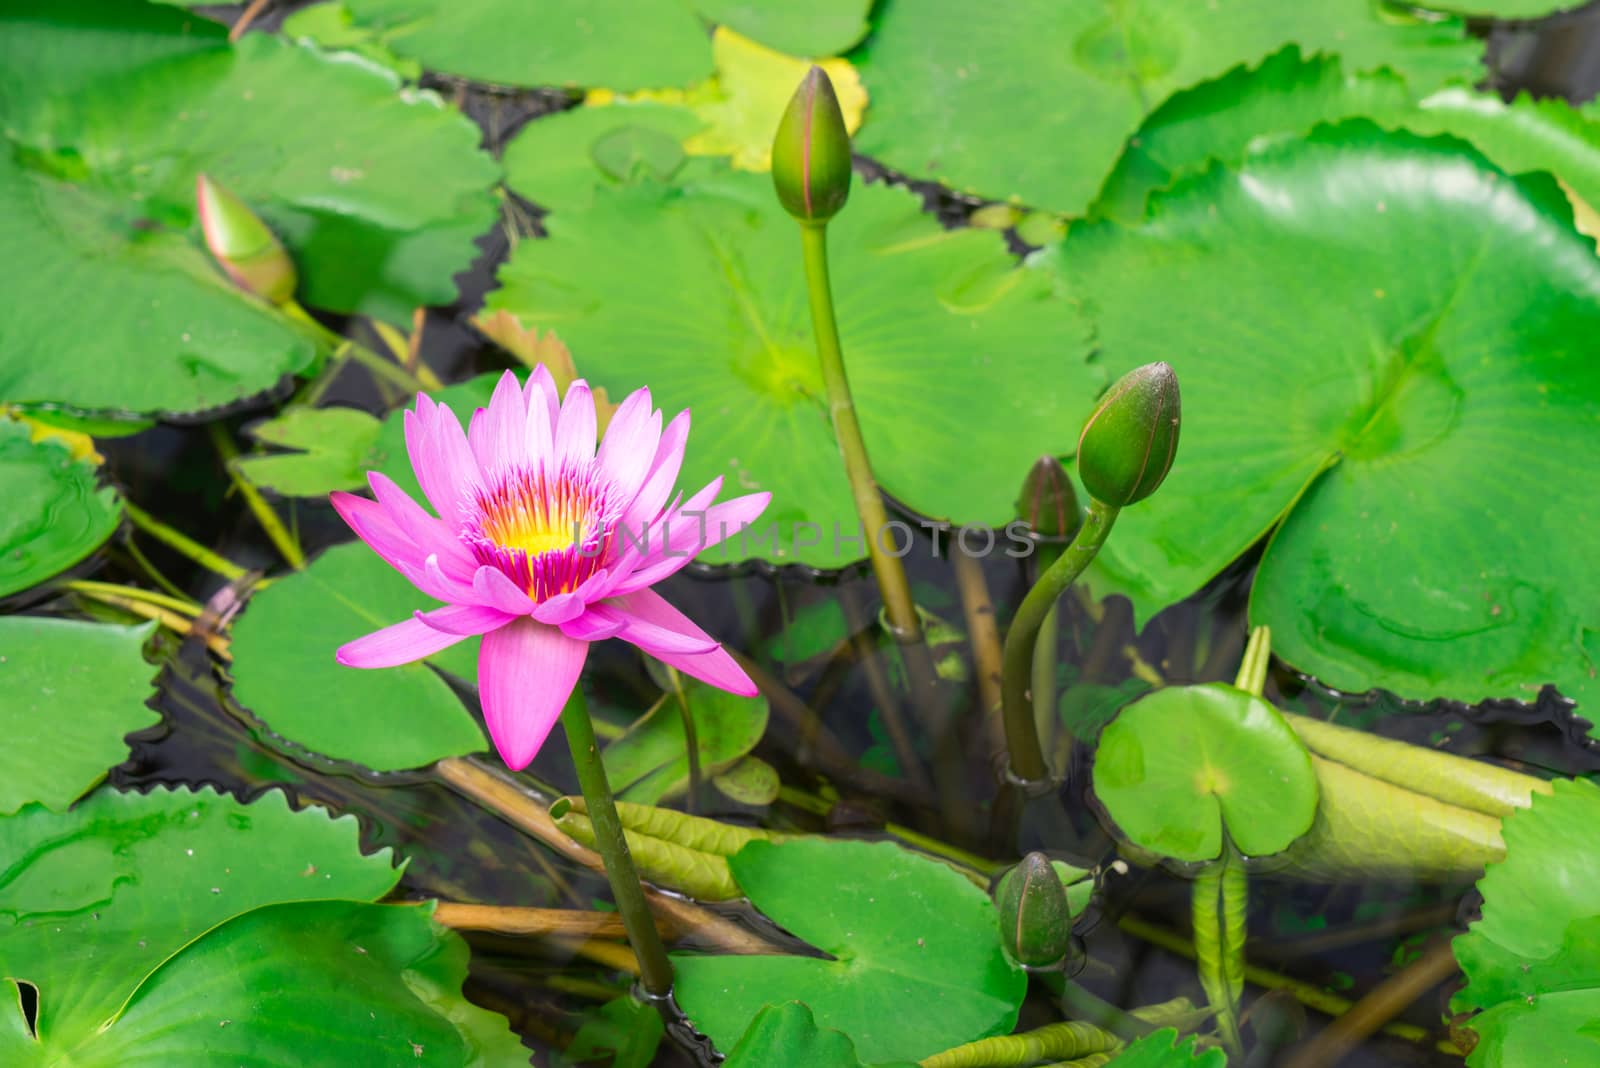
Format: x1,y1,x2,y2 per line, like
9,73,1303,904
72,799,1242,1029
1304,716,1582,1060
591,28,867,172
5,410,102,465
471,310,617,432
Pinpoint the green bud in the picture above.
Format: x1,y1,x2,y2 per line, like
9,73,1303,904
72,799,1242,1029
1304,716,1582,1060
1016,455,1081,540
995,851,1074,968
1076,362,1181,507
195,173,297,305
771,66,852,225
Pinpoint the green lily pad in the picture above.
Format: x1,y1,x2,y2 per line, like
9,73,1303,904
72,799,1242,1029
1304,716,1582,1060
0,0,499,416
12,899,528,1068
713,755,781,805
502,103,708,215
603,682,769,805
234,406,385,497
280,1,422,80
1097,49,1600,225
0,618,158,814
673,838,1027,1063
0,423,122,597
337,0,712,90
1093,683,1319,863
852,0,1480,216
1453,778,1600,1066
1110,1027,1228,1067
326,0,872,91
562,995,664,1068
0,786,403,1059
724,1001,916,1068
1419,0,1582,13
228,541,487,771
1038,123,1600,716
485,169,1098,570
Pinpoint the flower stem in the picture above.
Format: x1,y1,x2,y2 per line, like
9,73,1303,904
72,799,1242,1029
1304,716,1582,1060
1000,499,1120,782
209,423,306,571
123,500,249,581
796,224,926,660
560,688,675,997
62,579,200,617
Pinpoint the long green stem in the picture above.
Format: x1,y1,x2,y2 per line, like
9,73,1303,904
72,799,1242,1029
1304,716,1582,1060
282,300,432,395
796,225,925,656
666,668,702,814
123,500,248,581
560,688,675,997
1000,499,1120,782
210,423,306,571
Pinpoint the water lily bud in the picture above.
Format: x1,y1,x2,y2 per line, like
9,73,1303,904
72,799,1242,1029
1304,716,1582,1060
995,851,1074,968
1076,362,1180,507
1016,455,1081,539
195,173,296,304
771,66,852,225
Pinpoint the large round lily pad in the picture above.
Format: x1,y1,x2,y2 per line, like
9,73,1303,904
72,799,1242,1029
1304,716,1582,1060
485,169,1098,569
1038,123,1600,716
1453,778,1600,1066
1096,49,1600,226
0,786,400,1055
0,423,122,597
0,0,499,416
228,541,487,771
673,838,1026,1063
1093,683,1318,863
322,0,872,91
852,0,1481,216
0,617,158,814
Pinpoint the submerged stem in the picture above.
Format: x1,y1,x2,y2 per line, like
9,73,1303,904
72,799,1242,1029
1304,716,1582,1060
210,423,305,571
999,499,1121,782
1191,845,1247,1056
123,500,248,581
666,668,702,814
559,688,675,997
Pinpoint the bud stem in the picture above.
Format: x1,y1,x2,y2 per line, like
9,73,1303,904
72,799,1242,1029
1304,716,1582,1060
797,222,969,837
1000,498,1121,782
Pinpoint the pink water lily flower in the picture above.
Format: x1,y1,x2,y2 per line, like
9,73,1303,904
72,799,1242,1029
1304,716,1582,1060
330,368,770,770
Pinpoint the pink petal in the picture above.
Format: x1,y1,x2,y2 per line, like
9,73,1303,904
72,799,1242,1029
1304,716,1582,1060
531,589,589,626
525,377,554,465
415,603,516,636
368,471,475,578
559,609,627,642
601,589,721,656
469,371,527,475
479,618,589,770
621,409,690,530
553,380,597,469
421,402,482,519
614,489,771,595
650,643,760,697
524,365,560,443
402,554,477,604
473,566,535,615
330,491,424,576
596,387,661,501
337,616,467,668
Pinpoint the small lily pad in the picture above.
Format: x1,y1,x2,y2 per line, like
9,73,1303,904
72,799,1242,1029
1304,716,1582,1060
234,406,385,497
673,838,1027,1063
1111,1027,1228,1067
0,423,122,597
1093,683,1319,863
724,1002,916,1068
0,618,158,814
603,682,769,805
228,541,487,771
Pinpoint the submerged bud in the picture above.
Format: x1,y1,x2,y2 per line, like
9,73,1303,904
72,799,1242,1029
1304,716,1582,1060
195,173,296,305
771,66,852,225
996,851,1074,968
1016,455,1081,540
1076,362,1181,507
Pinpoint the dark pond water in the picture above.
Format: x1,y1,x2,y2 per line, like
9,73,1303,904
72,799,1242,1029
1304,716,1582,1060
31,2,1600,1064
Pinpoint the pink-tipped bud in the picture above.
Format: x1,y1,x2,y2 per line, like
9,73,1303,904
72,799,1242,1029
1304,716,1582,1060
195,173,296,305
771,66,852,225
1017,455,1081,540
